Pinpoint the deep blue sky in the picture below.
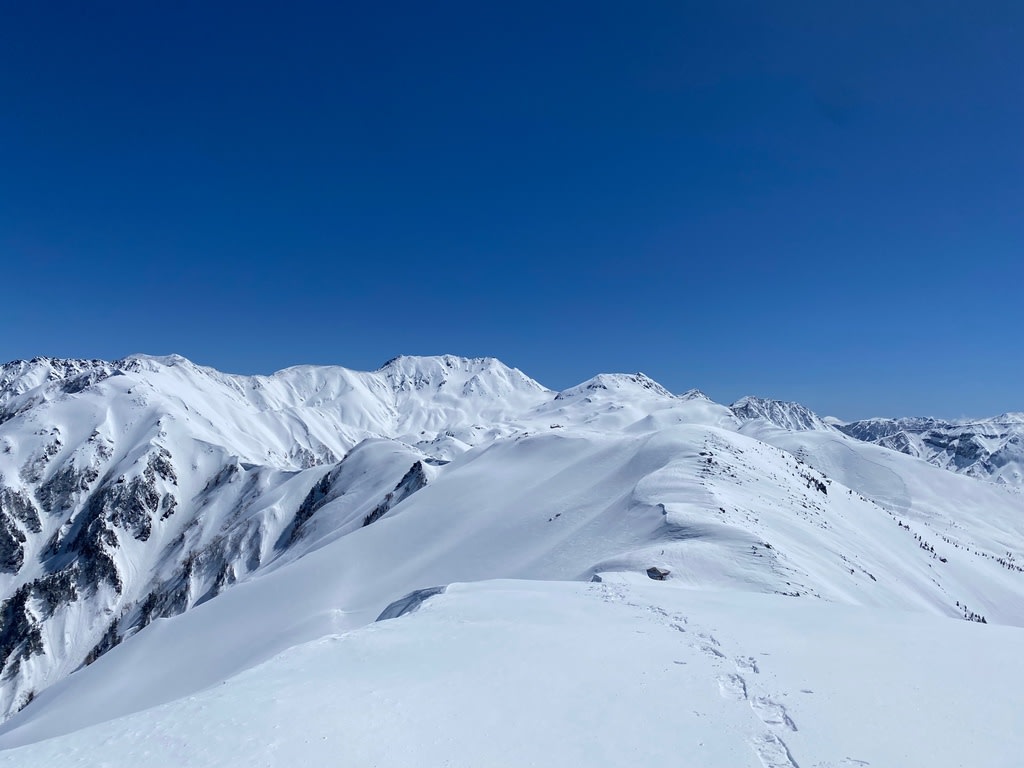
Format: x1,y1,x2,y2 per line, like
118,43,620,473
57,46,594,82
2,2,1021,418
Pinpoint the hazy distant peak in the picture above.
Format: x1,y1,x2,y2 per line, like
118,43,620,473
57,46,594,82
730,395,834,432
556,372,674,401
679,388,711,401
377,354,549,395
121,353,191,367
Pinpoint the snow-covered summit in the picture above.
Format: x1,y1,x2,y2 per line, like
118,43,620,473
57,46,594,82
375,355,552,436
378,354,547,392
729,395,836,432
679,387,711,401
554,372,674,401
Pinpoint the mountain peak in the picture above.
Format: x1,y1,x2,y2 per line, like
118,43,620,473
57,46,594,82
730,395,833,432
122,353,189,364
555,372,674,402
377,355,548,395
679,388,711,401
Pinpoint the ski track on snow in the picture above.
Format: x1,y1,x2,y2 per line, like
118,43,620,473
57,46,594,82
593,581,875,768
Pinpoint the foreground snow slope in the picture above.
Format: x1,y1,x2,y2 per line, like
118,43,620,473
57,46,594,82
737,420,1024,623
3,578,1022,768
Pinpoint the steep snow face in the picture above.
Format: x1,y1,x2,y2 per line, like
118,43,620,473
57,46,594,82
0,352,1020,734
730,396,836,432
836,414,1024,486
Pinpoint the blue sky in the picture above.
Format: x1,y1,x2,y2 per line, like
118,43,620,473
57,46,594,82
1,2,1021,418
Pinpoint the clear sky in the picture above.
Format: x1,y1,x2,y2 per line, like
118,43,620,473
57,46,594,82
1,2,1021,419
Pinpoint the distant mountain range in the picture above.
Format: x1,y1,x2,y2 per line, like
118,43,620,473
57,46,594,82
0,354,1020,760
834,413,1024,485
726,394,1024,486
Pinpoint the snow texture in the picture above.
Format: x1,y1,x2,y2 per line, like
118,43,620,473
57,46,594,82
0,353,1020,766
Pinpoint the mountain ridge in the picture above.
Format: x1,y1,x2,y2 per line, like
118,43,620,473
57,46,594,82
0,352,1020,728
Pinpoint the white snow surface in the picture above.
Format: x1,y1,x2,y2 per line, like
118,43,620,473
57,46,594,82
4,579,1024,768
0,354,1021,765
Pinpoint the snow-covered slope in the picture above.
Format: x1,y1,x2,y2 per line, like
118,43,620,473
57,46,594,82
4,578,1024,768
0,353,1020,763
729,394,1024,486
0,354,548,716
835,413,1024,486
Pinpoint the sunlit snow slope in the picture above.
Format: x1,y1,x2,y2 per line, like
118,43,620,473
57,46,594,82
0,354,1020,766
6,578,1024,768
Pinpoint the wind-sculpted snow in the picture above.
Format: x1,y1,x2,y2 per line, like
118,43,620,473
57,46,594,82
375,586,447,621
0,352,1020,734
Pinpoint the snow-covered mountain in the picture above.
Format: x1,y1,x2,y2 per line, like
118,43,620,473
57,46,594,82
725,394,1024,487
729,396,836,433
0,354,1021,767
833,413,1024,486
0,354,554,716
